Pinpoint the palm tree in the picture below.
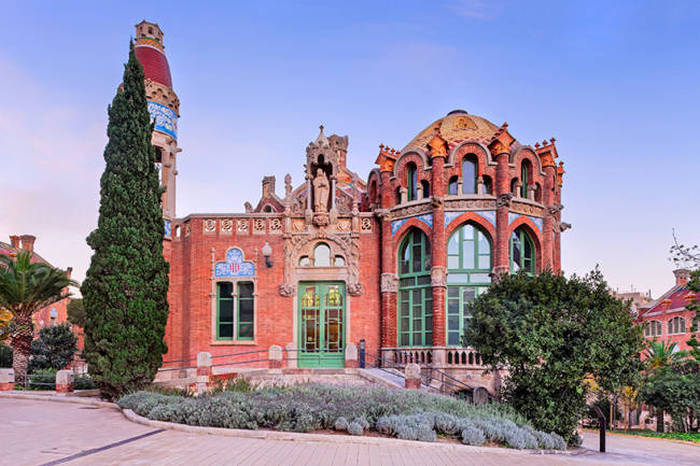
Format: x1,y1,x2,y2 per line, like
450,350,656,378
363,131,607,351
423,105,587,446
0,251,75,380
643,340,687,432
644,340,686,371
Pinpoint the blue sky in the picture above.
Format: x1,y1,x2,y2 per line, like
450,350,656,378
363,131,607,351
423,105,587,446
1,0,698,295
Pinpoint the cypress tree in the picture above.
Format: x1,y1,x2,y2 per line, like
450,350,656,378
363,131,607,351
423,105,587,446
82,41,169,400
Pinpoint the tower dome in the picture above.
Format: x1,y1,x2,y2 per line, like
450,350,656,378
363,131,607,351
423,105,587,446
402,110,500,154
134,20,173,88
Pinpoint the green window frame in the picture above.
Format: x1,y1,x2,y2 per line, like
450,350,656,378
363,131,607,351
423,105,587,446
217,282,234,340
407,163,417,201
520,161,529,198
216,281,255,341
398,229,433,347
237,282,254,340
510,227,536,276
446,223,492,346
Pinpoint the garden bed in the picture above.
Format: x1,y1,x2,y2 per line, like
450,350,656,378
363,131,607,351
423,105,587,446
118,384,567,450
607,429,700,443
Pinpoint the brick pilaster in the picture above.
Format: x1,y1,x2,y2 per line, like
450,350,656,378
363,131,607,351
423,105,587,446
494,152,510,275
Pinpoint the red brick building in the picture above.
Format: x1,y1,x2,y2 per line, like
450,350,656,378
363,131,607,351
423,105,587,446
637,269,699,352
136,22,569,390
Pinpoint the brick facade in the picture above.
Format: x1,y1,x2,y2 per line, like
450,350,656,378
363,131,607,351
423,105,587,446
143,24,568,394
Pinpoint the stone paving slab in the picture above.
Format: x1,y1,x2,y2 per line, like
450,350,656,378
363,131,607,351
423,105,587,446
1,396,697,465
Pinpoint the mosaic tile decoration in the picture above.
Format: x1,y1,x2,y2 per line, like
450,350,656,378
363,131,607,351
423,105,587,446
391,213,433,236
164,220,171,237
148,101,178,140
444,210,496,228
508,213,543,232
214,247,255,278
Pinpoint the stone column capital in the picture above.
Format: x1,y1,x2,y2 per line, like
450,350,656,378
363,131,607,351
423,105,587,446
430,266,447,287
380,273,399,293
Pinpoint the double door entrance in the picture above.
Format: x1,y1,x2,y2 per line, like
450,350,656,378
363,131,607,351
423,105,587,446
298,282,345,368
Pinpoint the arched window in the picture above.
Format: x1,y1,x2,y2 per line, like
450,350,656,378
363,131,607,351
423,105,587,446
462,156,477,194
693,316,700,333
668,316,686,335
510,227,536,275
510,178,518,195
535,183,542,203
313,243,331,267
406,163,418,201
644,320,663,337
369,180,378,206
396,187,402,205
520,160,531,198
263,205,273,213
448,176,458,195
421,180,430,198
482,175,493,195
398,229,432,347
446,223,492,346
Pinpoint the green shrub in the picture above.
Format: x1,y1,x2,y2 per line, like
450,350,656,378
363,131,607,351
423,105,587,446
0,344,12,368
461,425,486,446
334,417,348,431
28,323,77,372
75,374,96,390
347,421,363,436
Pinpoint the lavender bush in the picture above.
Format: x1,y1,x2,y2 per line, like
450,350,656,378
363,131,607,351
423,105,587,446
118,384,566,450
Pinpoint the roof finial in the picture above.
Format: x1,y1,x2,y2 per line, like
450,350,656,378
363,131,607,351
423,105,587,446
315,124,329,146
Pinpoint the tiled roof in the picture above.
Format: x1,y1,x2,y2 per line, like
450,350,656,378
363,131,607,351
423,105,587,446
401,110,500,155
0,241,50,266
134,40,173,88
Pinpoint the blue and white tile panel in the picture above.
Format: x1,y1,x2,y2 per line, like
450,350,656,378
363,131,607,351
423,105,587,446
214,247,256,278
508,213,543,232
444,210,496,228
391,214,433,236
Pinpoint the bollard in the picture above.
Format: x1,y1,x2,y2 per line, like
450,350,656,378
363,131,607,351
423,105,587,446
196,352,212,395
404,363,421,389
269,345,283,369
345,343,358,368
56,369,74,394
0,368,15,391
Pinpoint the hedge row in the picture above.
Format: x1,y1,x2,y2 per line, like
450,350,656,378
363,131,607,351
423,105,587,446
118,384,566,450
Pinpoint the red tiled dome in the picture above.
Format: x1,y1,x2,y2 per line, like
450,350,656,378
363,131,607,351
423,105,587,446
134,43,172,88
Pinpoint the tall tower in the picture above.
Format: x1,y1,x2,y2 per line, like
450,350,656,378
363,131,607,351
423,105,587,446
134,20,180,219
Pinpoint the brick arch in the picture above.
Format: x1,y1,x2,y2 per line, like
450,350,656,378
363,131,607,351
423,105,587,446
445,212,496,243
448,142,493,168
393,218,432,244
511,147,544,177
392,149,430,179
508,217,543,273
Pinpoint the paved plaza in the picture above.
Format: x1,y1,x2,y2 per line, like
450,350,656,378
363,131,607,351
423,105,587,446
1,397,697,465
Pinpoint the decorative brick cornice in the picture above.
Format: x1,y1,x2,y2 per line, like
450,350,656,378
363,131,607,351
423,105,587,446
375,144,398,172
535,138,558,168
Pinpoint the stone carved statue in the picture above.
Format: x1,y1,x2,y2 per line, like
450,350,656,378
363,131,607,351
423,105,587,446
313,168,330,213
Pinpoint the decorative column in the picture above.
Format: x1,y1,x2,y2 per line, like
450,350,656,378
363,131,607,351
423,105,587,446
428,133,448,355
542,165,556,271
493,146,511,277
554,162,565,272
376,145,398,362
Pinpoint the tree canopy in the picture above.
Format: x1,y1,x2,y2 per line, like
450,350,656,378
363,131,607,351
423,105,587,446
465,270,644,442
81,41,170,400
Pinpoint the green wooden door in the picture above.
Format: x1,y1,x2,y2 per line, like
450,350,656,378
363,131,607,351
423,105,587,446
298,282,345,368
